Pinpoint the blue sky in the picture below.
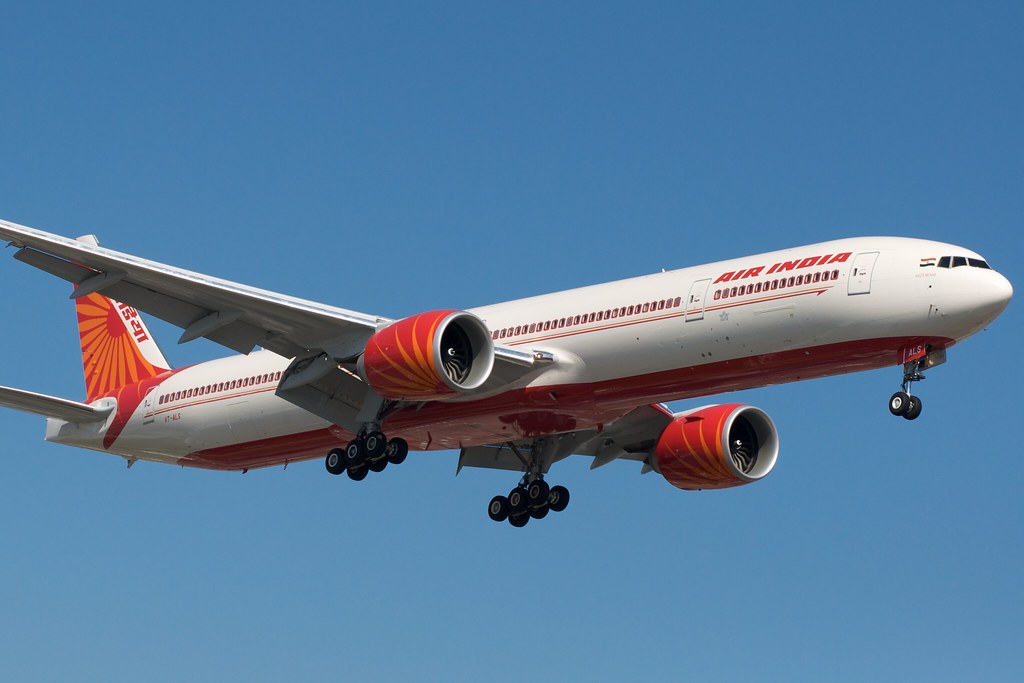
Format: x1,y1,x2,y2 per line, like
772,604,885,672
1,2,1021,681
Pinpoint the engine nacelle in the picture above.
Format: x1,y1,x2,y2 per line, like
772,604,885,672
654,404,779,490
359,310,494,400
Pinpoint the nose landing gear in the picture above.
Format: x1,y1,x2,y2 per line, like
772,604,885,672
888,359,927,421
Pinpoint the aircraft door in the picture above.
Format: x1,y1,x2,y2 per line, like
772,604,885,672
142,388,157,425
685,278,712,321
848,252,879,295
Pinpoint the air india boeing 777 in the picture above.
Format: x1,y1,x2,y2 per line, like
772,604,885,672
0,219,1012,526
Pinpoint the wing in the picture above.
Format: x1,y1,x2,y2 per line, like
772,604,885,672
0,386,113,423
457,403,674,474
0,219,556,432
0,218,384,359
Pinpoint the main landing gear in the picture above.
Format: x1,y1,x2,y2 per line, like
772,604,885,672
888,359,926,421
325,431,409,481
484,440,572,528
487,477,570,528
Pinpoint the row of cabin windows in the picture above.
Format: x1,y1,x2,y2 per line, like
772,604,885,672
937,256,991,269
491,297,684,340
714,269,840,301
158,371,283,405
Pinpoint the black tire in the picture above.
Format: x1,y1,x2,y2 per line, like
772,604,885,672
548,485,570,512
385,437,409,465
368,457,388,473
529,505,549,520
364,431,387,459
508,513,529,528
889,391,911,416
325,448,345,475
903,396,923,421
508,487,528,514
527,479,550,507
488,496,510,522
346,465,368,481
344,439,366,468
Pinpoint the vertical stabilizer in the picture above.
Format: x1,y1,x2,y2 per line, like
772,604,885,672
76,292,172,402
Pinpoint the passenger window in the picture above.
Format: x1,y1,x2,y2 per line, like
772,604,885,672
673,297,682,307
714,290,721,300
787,277,795,287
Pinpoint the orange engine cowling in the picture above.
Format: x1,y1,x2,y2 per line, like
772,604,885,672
654,404,779,490
359,310,495,400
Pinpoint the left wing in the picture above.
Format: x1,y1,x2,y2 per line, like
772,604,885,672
0,219,558,431
0,219,384,359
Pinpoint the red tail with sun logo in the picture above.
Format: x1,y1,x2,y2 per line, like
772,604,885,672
75,292,172,402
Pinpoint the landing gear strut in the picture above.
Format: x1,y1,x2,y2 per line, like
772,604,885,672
888,359,926,421
485,441,570,527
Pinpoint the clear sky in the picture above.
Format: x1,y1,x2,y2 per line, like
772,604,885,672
1,2,1021,681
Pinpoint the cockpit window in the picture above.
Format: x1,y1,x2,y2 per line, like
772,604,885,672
936,255,992,269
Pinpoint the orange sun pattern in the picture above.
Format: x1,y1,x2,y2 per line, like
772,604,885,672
76,292,168,403
362,310,457,400
655,404,744,490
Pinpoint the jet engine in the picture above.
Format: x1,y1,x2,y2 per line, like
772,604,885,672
654,404,779,490
359,310,494,400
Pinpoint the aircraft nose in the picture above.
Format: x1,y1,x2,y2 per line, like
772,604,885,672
980,271,1013,318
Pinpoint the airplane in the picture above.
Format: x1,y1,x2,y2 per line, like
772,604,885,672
0,218,1012,527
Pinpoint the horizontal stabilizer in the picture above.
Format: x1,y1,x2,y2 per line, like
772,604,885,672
0,385,113,423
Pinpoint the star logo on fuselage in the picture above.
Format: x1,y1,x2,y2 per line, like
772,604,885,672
719,312,730,322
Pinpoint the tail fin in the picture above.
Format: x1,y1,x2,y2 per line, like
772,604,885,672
76,292,171,402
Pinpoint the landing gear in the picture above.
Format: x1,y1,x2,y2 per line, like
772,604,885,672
323,431,410,481
889,357,927,421
487,477,570,528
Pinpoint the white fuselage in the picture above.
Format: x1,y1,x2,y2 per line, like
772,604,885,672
46,236,1012,469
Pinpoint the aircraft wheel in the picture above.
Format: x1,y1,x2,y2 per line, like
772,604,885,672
344,439,366,468
368,457,388,473
529,504,549,520
364,431,387,459
889,391,911,416
488,496,510,522
548,485,570,512
527,479,550,508
325,448,345,475
346,465,368,481
385,437,409,465
903,396,923,421
508,487,528,515
508,513,529,528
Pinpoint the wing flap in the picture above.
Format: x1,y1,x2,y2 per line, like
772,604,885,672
0,386,113,423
